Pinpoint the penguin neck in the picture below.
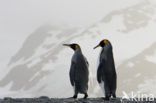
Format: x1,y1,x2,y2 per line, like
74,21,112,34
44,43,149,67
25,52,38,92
74,48,82,54
72,48,82,62
100,47,104,55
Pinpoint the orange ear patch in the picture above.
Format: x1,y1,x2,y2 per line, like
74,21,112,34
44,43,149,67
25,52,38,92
104,40,107,44
75,45,79,49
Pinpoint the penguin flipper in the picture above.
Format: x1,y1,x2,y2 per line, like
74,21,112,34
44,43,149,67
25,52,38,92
84,56,89,67
70,62,76,86
97,62,104,83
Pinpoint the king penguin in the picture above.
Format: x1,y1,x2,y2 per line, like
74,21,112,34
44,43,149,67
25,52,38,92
94,39,117,100
63,43,89,99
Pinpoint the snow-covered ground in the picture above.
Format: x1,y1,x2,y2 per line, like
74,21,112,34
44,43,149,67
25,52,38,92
0,0,156,98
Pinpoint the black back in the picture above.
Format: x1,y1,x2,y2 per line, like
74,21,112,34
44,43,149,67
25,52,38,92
70,48,89,94
97,40,117,96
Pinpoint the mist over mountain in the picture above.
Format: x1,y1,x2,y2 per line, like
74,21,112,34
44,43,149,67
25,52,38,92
0,0,156,98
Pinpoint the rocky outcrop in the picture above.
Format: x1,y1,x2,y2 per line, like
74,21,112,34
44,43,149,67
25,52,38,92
0,97,155,103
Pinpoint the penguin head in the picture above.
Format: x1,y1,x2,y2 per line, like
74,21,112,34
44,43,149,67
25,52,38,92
94,39,108,49
63,43,80,51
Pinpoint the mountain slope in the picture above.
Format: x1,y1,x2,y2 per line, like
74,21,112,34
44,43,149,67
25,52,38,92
0,0,156,98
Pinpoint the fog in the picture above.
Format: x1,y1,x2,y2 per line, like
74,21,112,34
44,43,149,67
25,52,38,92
1,0,156,97
0,0,142,69
1,0,141,34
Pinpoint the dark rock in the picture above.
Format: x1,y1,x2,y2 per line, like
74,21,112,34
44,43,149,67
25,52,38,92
0,97,156,103
39,96,49,99
4,97,12,100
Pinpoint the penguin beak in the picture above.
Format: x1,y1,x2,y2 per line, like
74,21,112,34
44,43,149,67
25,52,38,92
93,44,100,49
63,44,71,47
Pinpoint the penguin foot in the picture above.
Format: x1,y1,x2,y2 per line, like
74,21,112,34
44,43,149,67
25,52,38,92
103,97,110,101
103,95,111,101
73,95,77,99
83,93,88,99
112,94,116,98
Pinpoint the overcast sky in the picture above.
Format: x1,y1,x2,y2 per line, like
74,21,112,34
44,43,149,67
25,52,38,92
0,0,141,35
0,0,143,69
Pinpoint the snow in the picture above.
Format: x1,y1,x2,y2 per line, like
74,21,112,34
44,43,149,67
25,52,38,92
1,0,156,98
135,73,141,78
145,51,156,63
128,62,134,68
